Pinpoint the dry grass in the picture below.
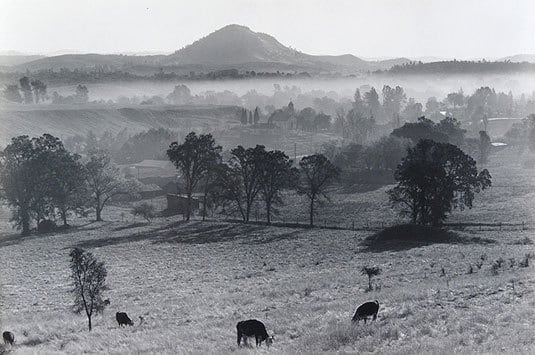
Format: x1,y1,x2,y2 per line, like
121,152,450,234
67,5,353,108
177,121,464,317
0,147,534,354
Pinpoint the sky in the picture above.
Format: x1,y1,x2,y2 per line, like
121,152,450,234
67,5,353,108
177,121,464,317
0,0,534,59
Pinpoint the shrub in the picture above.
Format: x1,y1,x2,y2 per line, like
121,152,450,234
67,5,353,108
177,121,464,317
131,202,156,223
361,266,381,291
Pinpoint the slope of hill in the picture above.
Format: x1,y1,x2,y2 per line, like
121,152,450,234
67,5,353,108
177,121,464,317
499,54,535,63
0,104,241,145
14,25,409,74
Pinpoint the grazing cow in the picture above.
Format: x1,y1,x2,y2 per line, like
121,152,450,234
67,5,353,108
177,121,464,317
236,319,274,347
2,331,14,346
352,300,380,324
116,312,134,327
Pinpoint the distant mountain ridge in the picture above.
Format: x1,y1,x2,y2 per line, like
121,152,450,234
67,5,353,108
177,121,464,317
10,25,410,74
6,25,535,75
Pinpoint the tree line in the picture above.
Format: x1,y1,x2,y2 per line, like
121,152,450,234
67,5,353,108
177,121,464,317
0,135,137,235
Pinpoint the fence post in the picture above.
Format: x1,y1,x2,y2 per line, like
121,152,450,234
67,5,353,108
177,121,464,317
352,221,355,231
479,224,482,231
499,222,502,231
522,221,525,230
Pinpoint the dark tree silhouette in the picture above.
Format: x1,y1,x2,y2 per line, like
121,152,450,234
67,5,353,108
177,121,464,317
167,132,221,221
70,248,108,331
479,130,492,165
19,76,33,104
388,139,492,225
297,154,340,227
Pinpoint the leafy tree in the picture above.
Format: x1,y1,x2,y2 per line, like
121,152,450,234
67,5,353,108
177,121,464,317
258,150,295,224
115,128,175,164
297,154,340,227
217,145,266,223
0,134,84,233
75,84,89,103
253,107,260,124
30,79,47,103
166,132,221,221
446,90,465,109
388,139,491,225
2,84,22,103
69,248,108,331
401,98,423,122
240,108,248,125
85,151,127,221
19,76,33,104
382,85,406,120
167,84,192,104
363,87,381,120
0,136,37,234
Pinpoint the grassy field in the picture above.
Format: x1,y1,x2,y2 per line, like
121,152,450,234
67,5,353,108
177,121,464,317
0,147,534,354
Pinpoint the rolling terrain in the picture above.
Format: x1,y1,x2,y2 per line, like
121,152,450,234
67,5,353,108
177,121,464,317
0,104,242,146
0,147,534,354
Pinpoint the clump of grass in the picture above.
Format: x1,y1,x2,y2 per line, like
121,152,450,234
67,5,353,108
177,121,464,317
519,253,531,268
491,257,505,275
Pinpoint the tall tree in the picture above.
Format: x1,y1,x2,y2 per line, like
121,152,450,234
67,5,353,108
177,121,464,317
253,107,260,124
69,248,108,331
388,139,491,225
85,151,127,221
297,154,340,227
218,145,266,223
166,132,221,221
258,150,295,224
30,79,47,103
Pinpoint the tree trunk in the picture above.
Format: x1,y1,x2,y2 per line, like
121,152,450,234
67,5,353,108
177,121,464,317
21,205,30,235
309,197,315,227
266,200,271,225
61,209,68,227
186,191,192,221
88,315,92,331
96,195,102,221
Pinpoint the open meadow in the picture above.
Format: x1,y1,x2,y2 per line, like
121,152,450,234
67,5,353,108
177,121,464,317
0,146,534,354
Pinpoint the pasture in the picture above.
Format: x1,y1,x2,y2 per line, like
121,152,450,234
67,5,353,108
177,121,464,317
0,147,534,354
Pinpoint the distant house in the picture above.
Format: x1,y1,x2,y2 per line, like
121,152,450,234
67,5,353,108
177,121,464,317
268,101,297,130
165,194,200,215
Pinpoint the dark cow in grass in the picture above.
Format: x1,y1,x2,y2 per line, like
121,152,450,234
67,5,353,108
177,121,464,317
116,312,134,327
2,331,14,345
352,300,380,324
236,319,274,347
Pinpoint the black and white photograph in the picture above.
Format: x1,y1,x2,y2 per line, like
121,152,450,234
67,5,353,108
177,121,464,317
0,0,534,353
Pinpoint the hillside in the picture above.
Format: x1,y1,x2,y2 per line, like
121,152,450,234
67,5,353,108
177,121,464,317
0,104,242,146
12,25,409,74
0,147,534,353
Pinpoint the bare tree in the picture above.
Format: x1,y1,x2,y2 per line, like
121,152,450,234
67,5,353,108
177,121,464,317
85,151,129,221
297,154,340,227
70,248,108,331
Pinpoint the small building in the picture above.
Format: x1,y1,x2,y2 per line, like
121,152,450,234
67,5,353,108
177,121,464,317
165,194,200,215
128,160,176,179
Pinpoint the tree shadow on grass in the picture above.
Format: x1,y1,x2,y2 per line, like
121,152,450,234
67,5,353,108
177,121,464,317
76,221,305,248
360,224,495,252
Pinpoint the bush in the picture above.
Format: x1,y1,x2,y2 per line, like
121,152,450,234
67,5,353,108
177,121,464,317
131,202,156,223
37,219,57,233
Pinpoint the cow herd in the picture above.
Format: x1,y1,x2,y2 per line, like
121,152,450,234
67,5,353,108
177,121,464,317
1,301,380,349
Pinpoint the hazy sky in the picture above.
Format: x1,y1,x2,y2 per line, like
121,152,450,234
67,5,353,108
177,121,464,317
1,0,534,59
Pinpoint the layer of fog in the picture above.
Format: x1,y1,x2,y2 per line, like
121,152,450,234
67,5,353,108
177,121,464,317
50,73,535,106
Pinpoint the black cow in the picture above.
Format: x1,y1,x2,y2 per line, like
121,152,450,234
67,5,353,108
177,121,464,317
236,319,274,347
116,312,134,327
2,331,14,345
352,300,380,323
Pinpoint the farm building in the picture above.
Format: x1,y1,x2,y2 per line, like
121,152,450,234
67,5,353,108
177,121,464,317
165,194,201,215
